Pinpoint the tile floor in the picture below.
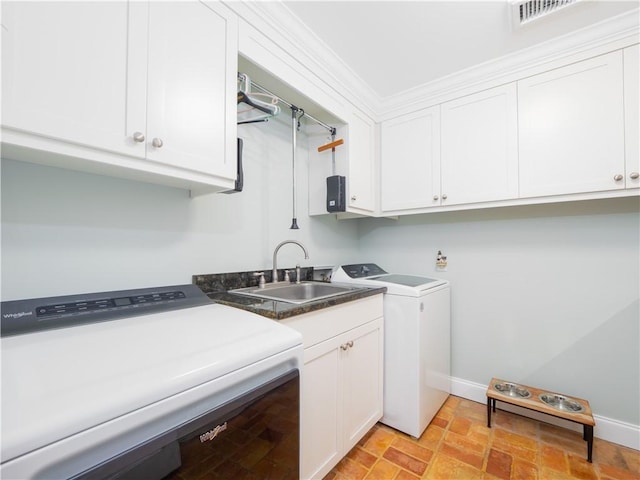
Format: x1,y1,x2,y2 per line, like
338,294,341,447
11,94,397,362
324,396,640,480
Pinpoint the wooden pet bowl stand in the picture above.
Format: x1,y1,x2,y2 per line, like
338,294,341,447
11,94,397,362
486,377,596,462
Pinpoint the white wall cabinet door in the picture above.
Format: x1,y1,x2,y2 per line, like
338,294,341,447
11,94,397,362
440,84,518,205
145,1,237,179
346,110,376,213
518,51,625,197
380,106,441,212
1,2,134,156
624,45,640,189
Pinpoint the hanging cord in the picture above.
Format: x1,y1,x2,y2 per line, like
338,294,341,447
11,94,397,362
290,105,301,229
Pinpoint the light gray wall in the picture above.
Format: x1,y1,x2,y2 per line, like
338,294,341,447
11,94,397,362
2,125,639,426
355,199,640,425
1,115,360,300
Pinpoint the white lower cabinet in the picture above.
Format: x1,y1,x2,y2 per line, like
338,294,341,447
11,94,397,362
281,296,383,480
518,51,625,197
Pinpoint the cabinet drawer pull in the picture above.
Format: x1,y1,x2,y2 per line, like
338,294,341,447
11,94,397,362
613,174,623,181
433,195,439,201
442,194,448,200
630,172,640,180
132,132,145,143
152,137,164,148
351,195,357,202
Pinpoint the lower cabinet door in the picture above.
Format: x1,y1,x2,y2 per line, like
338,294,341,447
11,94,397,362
300,346,341,480
341,323,383,451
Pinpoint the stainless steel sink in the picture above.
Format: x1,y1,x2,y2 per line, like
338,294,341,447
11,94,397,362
229,281,357,304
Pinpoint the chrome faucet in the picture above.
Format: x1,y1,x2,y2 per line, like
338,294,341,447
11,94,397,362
272,240,309,283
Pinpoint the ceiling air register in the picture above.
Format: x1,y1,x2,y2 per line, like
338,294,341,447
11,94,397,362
511,0,580,27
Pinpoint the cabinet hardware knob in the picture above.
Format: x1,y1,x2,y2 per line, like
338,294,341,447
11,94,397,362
630,172,640,180
351,195,357,201
433,195,439,201
132,132,145,143
152,137,164,148
340,341,354,351
442,194,448,200
613,174,623,181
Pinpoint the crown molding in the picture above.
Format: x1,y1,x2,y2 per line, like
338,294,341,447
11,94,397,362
228,2,638,122
378,7,640,119
226,0,380,119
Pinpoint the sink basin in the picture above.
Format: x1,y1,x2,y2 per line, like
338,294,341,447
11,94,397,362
229,281,356,305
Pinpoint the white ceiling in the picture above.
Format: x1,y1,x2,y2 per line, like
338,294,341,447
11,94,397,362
283,0,639,99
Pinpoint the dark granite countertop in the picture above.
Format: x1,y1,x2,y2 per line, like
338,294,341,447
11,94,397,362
193,268,385,320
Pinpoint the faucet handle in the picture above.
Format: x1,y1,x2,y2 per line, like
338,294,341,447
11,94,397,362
253,271,266,289
284,270,291,283
295,264,302,284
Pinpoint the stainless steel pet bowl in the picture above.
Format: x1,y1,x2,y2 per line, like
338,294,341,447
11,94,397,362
539,393,585,413
493,382,531,398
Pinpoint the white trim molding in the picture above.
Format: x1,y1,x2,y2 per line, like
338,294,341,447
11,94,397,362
451,376,640,452
228,2,639,122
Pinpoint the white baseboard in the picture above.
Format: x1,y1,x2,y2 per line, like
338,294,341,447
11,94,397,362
450,377,640,451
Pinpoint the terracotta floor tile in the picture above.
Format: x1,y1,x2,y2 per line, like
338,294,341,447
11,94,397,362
449,416,473,436
440,441,485,470
430,416,449,429
425,454,485,480
599,463,640,480
348,446,378,469
363,427,397,456
391,437,434,463
395,470,420,480
383,447,429,476
362,459,399,480
444,430,486,456
493,428,538,451
322,396,640,480
512,458,538,480
334,457,369,480
485,448,512,480
541,444,570,473
417,425,445,450
491,435,538,464
567,454,598,480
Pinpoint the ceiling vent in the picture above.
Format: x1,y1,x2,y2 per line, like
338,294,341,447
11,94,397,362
511,0,580,27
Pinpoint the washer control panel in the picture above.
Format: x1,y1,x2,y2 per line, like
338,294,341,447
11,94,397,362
339,263,387,279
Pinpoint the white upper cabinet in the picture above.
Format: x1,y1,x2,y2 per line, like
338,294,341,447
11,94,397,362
440,84,519,205
2,2,133,155
145,1,236,178
308,108,376,217
380,106,441,212
1,1,238,193
518,51,625,197
345,110,376,213
624,45,640,189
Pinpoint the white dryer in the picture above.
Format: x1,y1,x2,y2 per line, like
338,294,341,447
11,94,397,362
332,263,450,438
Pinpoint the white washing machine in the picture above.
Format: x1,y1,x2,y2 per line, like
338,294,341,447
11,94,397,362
332,263,450,438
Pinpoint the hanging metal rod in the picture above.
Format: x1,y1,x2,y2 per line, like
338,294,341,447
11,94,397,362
239,74,336,136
